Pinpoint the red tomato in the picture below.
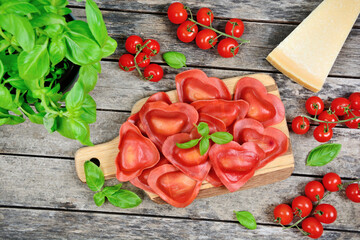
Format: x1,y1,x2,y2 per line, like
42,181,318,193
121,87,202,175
196,8,214,26
148,164,202,208
135,52,150,68
349,92,360,110
313,124,333,143
234,77,285,127
322,172,342,192
292,196,313,217
345,183,360,203
196,29,218,50
225,18,244,38
233,118,289,169
167,2,188,24
177,20,198,43
118,54,135,72
314,204,337,224
331,97,350,116
209,141,265,192
273,204,293,225
302,217,323,239
115,121,160,182
142,39,160,57
175,69,231,103
206,167,223,187
305,96,324,116
190,113,227,139
217,38,239,58
139,101,199,148
144,64,163,82
125,35,143,54
305,181,325,202
318,110,338,128
344,110,360,129
162,133,211,181
292,116,310,135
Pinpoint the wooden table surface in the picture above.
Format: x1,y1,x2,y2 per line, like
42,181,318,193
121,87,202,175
1,1,359,239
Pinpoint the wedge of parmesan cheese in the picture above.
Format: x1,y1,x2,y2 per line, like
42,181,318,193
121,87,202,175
266,0,360,92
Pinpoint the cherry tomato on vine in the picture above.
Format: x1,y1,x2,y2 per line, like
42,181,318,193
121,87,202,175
292,116,310,135
135,52,150,68
345,183,360,203
349,92,360,110
292,196,313,218
344,110,360,129
305,96,324,116
125,35,143,54
217,38,239,58
225,18,244,38
314,204,337,224
273,204,293,225
144,64,163,82
318,110,337,128
196,7,214,26
142,39,160,57
167,2,188,24
196,29,218,50
177,20,198,43
118,54,135,72
305,181,325,202
322,172,342,192
302,217,323,239
331,97,350,116
313,124,333,143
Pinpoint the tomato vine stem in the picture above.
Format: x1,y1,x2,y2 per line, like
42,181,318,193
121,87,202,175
301,115,360,124
133,40,151,81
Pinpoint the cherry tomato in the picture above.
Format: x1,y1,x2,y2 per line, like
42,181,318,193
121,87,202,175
125,35,143,54
196,29,218,50
344,110,360,129
346,183,360,203
292,116,310,135
331,97,350,116
318,110,338,128
322,172,342,192
142,39,160,57
313,124,333,143
225,18,245,38
349,92,360,110
217,38,239,58
302,217,323,239
135,52,150,68
167,2,188,24
144,64,163,82
305,181,325,202
314,204,337,224
305,96,324,116
273,204,293,225
177,20,198,43
118,54,135,72
292,196,313,217
196,7,214,26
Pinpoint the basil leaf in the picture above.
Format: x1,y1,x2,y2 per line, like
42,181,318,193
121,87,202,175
0,85,20,114
49,37,65,66
80,94,96,124
101,36,117,58
84,160,104,192
176,138,200,149
78,64,98,94
31,12,66,28
0,115,25,126
306,143,342,166
67,21,96,40
0,59,4,80
57,116,93,146
102,184,123,196
106,189,142,209
197,122,209,137
57,7,71,16
199,137,210,156
7,76,28,90
44,24,64,38
93,191,105,207
85,0,107,47
210,132,233,144
0,39,10,52
21,103,44,124
162,51,186,69
0,2,39,15
235,211,257,230
65,82,85,111
43,113,58,133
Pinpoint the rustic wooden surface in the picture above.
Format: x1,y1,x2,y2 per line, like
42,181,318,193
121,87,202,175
0,0,359,239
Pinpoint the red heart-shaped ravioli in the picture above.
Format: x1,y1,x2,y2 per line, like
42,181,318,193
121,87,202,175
206,168,223,187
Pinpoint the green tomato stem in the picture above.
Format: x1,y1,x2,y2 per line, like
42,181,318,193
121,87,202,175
133,40,152,80
301,115,360,124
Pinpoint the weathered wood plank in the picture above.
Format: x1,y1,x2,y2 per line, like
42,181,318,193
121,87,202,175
69,0,360,27
1,155,359,232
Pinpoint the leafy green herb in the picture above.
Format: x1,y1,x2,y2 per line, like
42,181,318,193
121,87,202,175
176,138,200,149
234,211,257,230
93,191,105,206
106,189,142,209
197,122,209,136
306,143,342,166
84,161,104,192
162,51,187,69
210,132,233,144
199,136,210,155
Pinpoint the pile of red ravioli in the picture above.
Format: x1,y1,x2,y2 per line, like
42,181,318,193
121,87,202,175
115,69,288,208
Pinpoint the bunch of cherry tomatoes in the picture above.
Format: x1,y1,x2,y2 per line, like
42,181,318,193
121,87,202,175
118,36,164,82
167,2,248,58
292,92,360,142
274,172,359,239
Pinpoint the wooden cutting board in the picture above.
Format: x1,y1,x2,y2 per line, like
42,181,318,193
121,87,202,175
75,73,294,204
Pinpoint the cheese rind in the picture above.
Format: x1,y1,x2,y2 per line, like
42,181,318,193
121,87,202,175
267,0,360,92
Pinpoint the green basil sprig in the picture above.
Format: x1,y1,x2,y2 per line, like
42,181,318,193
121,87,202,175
162,51,187,69
306,143,342,166
176,122,233,155
84,161,142,208
234,211,257,230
